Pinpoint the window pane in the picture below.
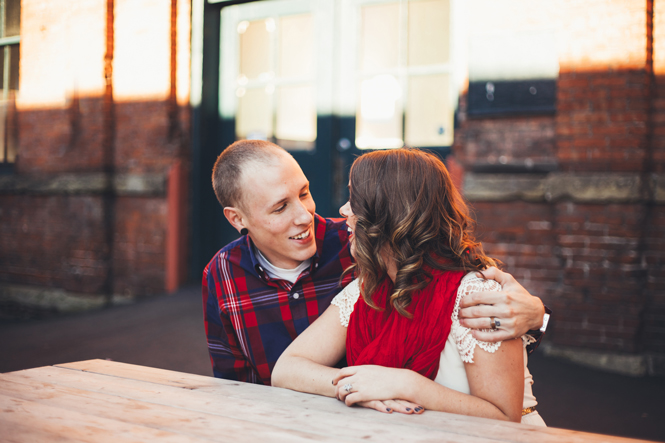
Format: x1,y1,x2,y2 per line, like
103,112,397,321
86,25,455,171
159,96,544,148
276,84,316,145
408,0,449,66
236,87,273,140
279,14,313,79
360,3,400,72
4,0,20,37
405,74,453,147
9,44,19,90
356,75,403,149
239,19,272,81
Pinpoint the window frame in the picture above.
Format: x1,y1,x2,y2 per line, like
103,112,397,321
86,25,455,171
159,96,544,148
218,0,334,152
340,0,463,151
0,0,20,167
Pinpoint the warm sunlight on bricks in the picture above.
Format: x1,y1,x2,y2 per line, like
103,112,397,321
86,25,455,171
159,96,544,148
176,0,191,106
113,0,171,101
17,0,106,109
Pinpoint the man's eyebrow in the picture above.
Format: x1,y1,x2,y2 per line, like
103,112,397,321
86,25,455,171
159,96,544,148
269,196,288,208
269,182,310,208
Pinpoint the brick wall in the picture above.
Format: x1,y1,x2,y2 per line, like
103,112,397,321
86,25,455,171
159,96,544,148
556,70,649,172
0,0,190,314
454,0,665,372
0,194,108,292
114,196,168,297
17,0,106,174
462,116,556,167
646,0,665,355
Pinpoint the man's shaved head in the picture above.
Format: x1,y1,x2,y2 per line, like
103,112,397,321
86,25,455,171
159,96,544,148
212,139,289,208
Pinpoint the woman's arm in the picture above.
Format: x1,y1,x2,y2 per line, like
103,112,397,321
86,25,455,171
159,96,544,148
272,304,346,397
272,299,423,414
333,274,525,422
333,338,523,422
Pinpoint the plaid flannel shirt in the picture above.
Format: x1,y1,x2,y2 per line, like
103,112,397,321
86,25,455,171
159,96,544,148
202,214,354,385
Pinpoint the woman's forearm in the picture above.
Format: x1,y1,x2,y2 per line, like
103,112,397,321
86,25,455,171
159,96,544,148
271,304,349,397
398,371,518,422
272,355,340,397
334,364,520,422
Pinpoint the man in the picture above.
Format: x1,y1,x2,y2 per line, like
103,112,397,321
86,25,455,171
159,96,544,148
203,140,548,385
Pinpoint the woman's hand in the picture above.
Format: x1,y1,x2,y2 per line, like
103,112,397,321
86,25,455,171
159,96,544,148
332,365,423,414
355,400,424,414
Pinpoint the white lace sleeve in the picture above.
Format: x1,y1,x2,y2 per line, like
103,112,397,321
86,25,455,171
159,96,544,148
452,273,503,363
330,279,361,327
522,334,537,348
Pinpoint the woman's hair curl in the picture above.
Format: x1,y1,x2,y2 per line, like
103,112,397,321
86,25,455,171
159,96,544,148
347,148,497,318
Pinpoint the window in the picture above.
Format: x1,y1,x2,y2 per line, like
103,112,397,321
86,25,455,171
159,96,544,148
220,1,322,151
0,0,19,165
355,0,454,150
218,0,457,153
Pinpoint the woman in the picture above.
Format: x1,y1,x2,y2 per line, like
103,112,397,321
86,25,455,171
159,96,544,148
272,148,545,425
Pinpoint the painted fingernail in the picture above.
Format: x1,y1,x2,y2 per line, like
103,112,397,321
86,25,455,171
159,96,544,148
415,407,423,412
331,380,334,384
386,408,392,412
406,408,412,411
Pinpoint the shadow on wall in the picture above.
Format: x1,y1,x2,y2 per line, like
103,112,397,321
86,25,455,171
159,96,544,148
454,67,665,376
0,96,191,319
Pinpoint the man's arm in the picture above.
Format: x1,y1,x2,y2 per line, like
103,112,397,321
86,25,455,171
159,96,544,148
458,267,547,347
202,266,258,382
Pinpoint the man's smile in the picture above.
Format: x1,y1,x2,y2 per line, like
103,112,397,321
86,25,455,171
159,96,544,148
289,229,311,240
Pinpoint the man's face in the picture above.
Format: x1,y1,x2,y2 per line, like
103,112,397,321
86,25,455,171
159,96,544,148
239,154,317,269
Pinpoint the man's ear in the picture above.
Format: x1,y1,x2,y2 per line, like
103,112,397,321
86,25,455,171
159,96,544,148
223,206,246,234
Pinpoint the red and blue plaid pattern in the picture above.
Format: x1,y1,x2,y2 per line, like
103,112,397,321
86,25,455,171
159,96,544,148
202,214,354,385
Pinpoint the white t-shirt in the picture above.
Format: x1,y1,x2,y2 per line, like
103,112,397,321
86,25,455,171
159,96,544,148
254,247,311,284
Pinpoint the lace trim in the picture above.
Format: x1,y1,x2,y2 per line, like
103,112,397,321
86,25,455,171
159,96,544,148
332,275,530,357
522,334,537,348
331,279,361,328
452,273,502,363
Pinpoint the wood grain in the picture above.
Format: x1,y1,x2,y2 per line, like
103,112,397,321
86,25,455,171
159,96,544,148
0,360,652,443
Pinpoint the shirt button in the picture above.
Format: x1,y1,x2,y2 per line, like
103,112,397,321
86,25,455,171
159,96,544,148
293,292,300,299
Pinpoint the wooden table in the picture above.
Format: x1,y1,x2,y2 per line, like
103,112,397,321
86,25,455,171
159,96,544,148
0,360,651,442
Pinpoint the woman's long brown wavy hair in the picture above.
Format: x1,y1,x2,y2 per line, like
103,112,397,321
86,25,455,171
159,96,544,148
348,148,497,318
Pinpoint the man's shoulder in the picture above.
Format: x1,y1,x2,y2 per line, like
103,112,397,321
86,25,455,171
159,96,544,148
204,236,249,274
323,216,348,231
203,237,259,306
319,216,349,239
316,215,350,256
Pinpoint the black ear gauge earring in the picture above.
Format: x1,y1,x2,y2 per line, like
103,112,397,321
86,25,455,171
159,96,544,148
241,228,249,236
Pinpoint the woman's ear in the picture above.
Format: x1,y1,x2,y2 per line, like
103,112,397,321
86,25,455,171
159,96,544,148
223,206,246,234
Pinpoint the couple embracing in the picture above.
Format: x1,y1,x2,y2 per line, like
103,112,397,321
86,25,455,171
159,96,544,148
203,140,548,425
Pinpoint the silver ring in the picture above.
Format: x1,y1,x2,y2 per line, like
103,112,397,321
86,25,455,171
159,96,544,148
343,383,352,393
490,317,497,330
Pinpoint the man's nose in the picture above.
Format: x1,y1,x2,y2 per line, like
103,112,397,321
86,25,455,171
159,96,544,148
295,200,312,224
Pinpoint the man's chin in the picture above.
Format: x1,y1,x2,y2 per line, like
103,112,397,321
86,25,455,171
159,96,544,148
292,242,317,262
